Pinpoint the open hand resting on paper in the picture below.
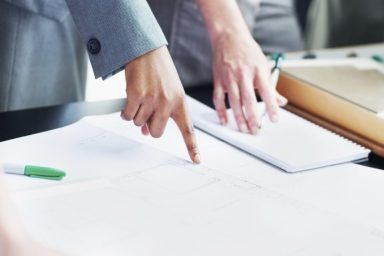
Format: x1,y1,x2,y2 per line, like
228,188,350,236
121,46,201,164
211,32,288,133
197,0,287,134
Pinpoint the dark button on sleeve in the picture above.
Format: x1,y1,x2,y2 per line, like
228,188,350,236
87,38,101,55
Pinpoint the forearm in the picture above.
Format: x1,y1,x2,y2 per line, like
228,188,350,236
196,0,258,44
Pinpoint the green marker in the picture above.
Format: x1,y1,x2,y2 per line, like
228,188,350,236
372,54,384,64
3,163,66,180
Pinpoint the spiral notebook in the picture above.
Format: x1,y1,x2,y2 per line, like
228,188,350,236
187,97,369,172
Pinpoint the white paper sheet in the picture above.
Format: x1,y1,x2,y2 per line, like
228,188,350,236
15,174,384,256
187,97,369,172
2,109,384,255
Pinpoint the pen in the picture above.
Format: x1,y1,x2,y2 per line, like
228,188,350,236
3,163,66,180
259,53,284,128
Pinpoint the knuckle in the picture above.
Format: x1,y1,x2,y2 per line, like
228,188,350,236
221,66,234,80
266,101,278,111
228,90,240,101
218,109,227,117
132,92,145,102
212,94,224,105
158,91,171,104
182,124,196,139
128,86,143,96
158,102,172,117
223,61,234,72
188,143,198,154
145,92,155,102
235,64,245,76
215,105,226,114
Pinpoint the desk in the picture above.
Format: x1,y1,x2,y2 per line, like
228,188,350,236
1,86,383,170
3,87,384,255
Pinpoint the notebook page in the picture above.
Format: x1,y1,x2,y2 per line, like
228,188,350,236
187,97,369,172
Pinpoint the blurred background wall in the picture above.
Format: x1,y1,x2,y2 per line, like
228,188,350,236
297,0,384,49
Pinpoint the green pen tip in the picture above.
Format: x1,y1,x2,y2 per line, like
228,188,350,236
271,53,285,61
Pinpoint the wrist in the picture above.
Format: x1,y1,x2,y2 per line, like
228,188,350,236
196,0,252,46
209,26,253,48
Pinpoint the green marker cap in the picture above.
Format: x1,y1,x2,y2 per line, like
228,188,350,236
25,165,66,181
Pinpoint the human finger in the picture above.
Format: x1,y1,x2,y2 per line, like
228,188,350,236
212,81,228,125
225,76,248,133
254,74,280,123
172,102,201,164
141,124,150,136
147,110,169,138
239,72,260,134
133,103,153,127
276,91,288,106
121,98,140,121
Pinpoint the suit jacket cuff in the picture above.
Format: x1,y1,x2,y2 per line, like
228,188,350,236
65,0,167,79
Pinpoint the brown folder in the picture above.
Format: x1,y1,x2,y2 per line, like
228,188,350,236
277,64,384,157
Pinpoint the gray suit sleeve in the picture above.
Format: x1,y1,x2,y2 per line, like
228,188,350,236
2,0,69,21
65,0,167,79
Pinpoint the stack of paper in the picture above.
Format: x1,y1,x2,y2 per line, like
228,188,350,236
187,97,369,172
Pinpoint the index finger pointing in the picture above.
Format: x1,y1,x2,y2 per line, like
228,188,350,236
172,102,201,164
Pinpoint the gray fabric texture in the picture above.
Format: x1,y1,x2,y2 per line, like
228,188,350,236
0,1,87,111
1,0,69,21
0,0,168,111
65,0,168,79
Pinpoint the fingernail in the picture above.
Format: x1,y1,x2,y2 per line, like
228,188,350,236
120,112,127,121
251,126,259,135
194,153,201,164
271,114,279,123
220,118,227,125
239,124,248,133
280,98,288,106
